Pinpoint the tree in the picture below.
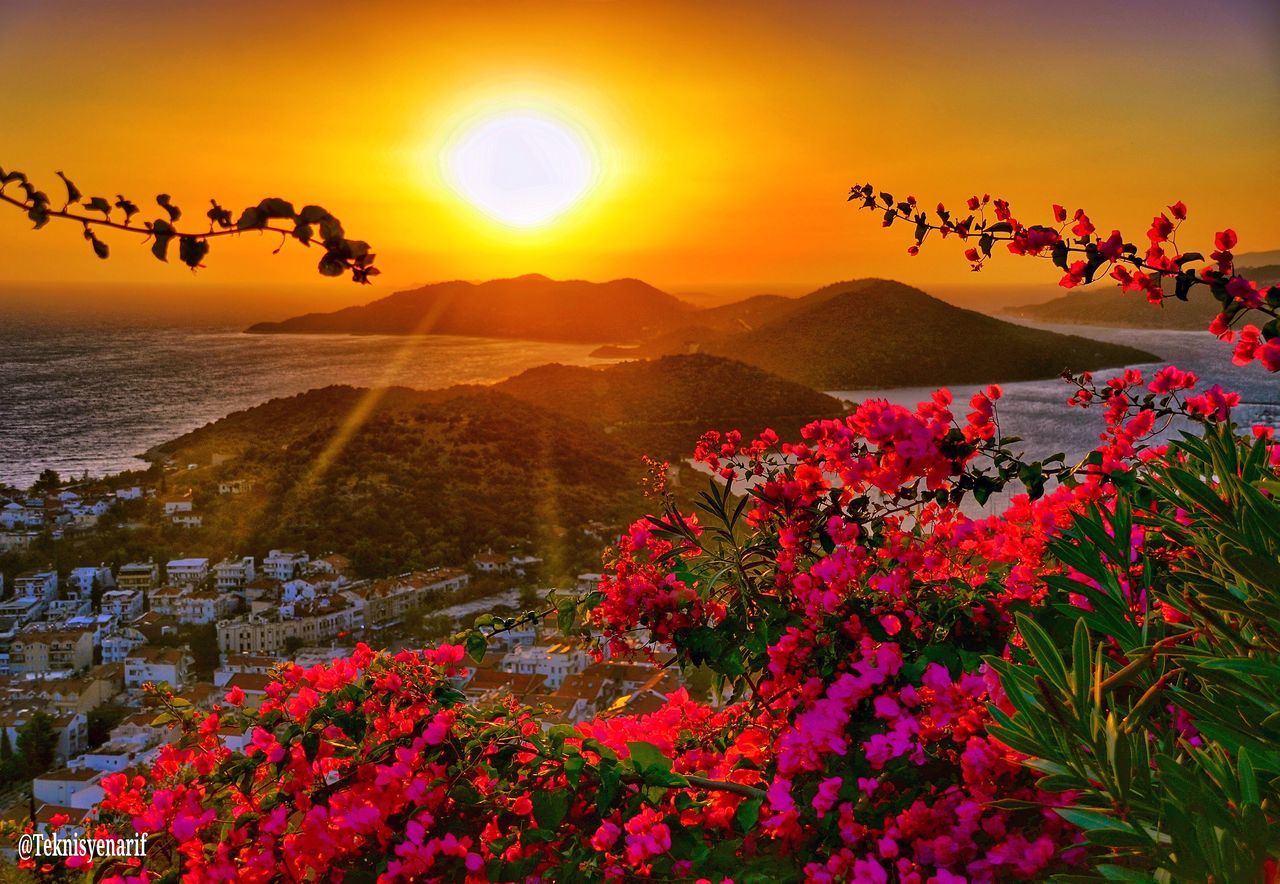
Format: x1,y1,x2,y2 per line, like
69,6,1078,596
32,468,61,493
0,728,18,787
16,712,58,780
87,704,131,748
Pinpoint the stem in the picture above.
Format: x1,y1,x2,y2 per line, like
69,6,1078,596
0,191,324,249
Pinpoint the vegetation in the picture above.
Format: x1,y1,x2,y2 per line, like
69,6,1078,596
14,713,57,783
492,353,846,459
80,359,1280,882
156,386,642,579
0,355,844,589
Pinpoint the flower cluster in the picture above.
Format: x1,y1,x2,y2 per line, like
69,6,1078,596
54,364,1271,882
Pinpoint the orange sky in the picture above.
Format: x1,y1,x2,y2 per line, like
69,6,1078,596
1,0,1277,317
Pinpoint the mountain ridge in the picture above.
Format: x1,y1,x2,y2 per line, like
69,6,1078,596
246,275,695,343
593,278,1158,388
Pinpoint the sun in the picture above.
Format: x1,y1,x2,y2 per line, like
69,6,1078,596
444,111,597,229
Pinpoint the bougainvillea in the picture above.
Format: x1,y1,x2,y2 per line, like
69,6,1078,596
847,183,1280,371
8,356,1260,882
8,183,1276,881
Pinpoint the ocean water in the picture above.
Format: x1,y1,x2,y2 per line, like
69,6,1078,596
830,322,1280,473
0,317,610,488
0,317,1275,490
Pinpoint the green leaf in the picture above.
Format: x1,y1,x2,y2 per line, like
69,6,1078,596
464,630,487,662
114,195,139,221
1055,807,1132,832
297,204,328,224
318,251,346,277
236,206,266,229
734,796,762,832
208,200,233,228
626,740,673,774
1016,612,1069,691
532,789,569,830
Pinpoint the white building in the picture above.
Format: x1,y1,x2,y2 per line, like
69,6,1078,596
147,585,190,619
214,556,256,590
498,642,591,690
217,594,357,656
114,486,144,501
116,562,159,592
218,479,251,495
100,589,144,622
67,566,114,600
166,557,210,586
171,511,203,528
0,502,44,529
124,646,192,690
214,654,277,686
262,549,309,582
15,570,58,605
160,495,193,515
176,590,234,626
102,628,147,664
0,596,44,633
34,767,105,809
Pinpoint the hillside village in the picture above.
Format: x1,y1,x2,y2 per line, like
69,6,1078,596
0,482,673,850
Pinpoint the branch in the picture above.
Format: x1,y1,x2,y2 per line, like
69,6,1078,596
0,164,379,284
847,182,1280,370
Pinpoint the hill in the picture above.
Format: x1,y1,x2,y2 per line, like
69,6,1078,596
143,355,845,576
1004,264,1280,330
152,386,639,576
492,354,845,458
246,274,694,343
595,279,1157,389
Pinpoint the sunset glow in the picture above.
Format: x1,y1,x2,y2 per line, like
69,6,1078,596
445,112,597,228
0,0,1277,308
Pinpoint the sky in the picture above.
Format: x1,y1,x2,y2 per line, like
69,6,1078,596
1,0,1277,318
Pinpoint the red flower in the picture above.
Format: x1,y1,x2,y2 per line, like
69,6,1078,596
1147,213,1173,245
1168,200,1187,221
1071,209,1095,238
1215,229,1238,251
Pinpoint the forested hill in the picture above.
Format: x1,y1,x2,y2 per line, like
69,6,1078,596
491,353,845,458
148,355,847,576
596,279,1158,388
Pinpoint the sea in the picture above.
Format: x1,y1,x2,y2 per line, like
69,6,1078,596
0,317,611,488
0,316,1276,490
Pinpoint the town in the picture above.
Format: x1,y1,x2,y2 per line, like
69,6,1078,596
0,482,678,851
